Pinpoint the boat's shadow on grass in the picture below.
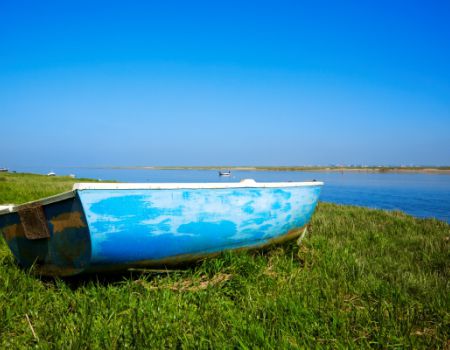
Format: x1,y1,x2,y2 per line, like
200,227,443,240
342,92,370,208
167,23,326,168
34,241,304,291
36,262,204,290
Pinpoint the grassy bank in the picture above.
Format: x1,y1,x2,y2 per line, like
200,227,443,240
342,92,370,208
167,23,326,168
0,173,449,348
0,172,102,204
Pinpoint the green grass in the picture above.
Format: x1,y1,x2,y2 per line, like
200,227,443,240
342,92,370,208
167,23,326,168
0,173,449,348
0,172,102,204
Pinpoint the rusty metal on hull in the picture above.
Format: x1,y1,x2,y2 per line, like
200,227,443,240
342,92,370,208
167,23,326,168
50,211,86,234
2,223,25,241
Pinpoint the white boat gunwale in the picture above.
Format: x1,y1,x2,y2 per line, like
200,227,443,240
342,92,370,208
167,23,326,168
0,180,323,215
73,179,323,191
0,191,76,215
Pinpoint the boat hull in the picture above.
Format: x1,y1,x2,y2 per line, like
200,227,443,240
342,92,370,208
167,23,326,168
0,182,322,276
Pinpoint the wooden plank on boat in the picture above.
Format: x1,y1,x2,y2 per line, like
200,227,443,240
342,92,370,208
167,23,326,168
17,204,50,240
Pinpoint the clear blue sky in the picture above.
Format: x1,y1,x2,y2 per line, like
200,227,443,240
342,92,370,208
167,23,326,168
1,0,449,167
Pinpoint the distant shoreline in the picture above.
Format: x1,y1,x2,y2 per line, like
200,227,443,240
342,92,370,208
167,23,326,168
108,166,450,174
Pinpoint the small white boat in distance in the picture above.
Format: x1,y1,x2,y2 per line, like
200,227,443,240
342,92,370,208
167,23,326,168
47,172,56,176
219,170,231,176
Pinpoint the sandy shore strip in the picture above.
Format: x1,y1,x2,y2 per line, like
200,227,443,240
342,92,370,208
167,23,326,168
108,166,450,174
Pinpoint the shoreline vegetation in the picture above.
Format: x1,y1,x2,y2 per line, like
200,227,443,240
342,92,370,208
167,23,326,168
0,172,449,347
108,165,450,174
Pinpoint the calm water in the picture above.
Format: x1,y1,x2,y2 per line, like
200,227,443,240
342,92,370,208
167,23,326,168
13,167,450,223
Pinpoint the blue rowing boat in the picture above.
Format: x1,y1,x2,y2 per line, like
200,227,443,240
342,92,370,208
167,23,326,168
0,179,323,276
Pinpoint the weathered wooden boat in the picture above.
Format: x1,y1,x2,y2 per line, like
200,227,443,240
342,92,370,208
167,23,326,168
0,179,323,276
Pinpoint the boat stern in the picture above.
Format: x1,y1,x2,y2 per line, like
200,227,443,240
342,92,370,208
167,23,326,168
0,192,92,276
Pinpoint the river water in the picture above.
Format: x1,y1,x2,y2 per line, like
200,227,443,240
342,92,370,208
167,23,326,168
12,167,450,223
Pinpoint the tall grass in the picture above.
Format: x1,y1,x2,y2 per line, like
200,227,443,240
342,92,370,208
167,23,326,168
0,173,448,348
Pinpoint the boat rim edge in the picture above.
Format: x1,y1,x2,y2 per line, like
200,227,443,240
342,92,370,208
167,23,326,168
0,191,76,215
73,179,324,191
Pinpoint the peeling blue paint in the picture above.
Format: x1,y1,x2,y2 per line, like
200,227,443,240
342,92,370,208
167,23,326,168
271,202,281,210
242,201,255,214
178,220,237,236
273,189,291,199
283,203,292,212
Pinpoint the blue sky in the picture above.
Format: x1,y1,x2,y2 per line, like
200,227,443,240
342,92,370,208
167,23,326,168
1,1,449,166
